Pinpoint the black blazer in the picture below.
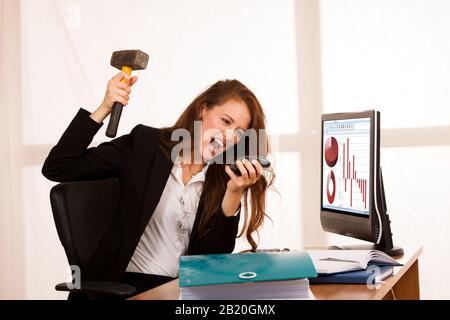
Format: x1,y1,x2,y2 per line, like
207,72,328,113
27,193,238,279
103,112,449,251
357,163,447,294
42,108,240,282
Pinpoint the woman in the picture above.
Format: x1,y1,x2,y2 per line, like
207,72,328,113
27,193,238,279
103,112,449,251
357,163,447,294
42,72,274,297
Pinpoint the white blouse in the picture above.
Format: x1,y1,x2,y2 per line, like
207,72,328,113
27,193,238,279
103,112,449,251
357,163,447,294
126,163,210,277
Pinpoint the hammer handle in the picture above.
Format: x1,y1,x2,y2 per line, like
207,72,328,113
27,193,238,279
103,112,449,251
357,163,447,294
106,102,123,138
105,66,132,138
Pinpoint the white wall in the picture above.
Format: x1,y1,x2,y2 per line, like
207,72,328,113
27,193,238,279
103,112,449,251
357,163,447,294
3,0,302,299
320,0,450,299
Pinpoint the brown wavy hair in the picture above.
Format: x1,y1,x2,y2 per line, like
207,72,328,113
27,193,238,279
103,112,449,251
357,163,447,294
159,79,274,251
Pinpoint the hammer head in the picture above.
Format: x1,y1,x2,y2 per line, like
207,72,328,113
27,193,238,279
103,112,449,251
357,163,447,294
110,50,149,71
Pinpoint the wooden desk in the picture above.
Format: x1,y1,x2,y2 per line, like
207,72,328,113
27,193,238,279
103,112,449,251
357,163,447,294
129,246,422,300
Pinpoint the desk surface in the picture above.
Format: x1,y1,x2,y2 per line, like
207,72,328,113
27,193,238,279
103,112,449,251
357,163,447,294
129,246,422,300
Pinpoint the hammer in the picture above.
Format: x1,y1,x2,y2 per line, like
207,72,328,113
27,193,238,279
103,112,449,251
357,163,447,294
106,50,149,138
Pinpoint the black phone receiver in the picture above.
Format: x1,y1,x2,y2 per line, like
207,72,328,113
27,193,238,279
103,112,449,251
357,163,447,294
209,129,271,176
229,155,271,176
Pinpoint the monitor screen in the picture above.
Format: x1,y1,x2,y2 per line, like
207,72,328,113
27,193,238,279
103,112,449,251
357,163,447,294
322,117,371,216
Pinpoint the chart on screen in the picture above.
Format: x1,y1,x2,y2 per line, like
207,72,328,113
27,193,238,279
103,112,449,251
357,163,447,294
322,118,371,216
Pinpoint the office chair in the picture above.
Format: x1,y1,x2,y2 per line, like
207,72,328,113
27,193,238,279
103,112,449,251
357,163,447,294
50,178,136,299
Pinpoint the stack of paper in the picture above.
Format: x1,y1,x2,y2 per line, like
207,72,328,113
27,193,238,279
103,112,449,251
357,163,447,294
180,279,314,300
179,251,317,300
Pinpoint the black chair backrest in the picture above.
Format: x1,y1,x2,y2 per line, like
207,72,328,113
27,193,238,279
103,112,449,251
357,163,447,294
50,178,120,270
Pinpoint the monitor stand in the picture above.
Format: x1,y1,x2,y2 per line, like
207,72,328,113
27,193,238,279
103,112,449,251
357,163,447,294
329,168,404,257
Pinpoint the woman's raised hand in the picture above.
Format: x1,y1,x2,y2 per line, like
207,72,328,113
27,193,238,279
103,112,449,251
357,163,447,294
90,72,138,124
99,71,138,113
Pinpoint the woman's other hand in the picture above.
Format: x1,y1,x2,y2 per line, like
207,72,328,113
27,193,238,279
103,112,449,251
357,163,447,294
221,159,264,217
225,159,264,194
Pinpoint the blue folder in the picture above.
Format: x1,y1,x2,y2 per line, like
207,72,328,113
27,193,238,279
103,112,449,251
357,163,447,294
309,265,394,284
179,251,317,288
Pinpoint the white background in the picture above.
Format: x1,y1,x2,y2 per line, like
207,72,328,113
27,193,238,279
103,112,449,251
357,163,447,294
1,0,449,299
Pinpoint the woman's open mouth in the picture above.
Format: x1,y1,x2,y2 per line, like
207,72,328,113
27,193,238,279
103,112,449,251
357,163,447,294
209,136,224,157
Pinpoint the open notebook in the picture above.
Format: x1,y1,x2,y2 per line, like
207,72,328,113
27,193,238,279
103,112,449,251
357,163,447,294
306,250,402,275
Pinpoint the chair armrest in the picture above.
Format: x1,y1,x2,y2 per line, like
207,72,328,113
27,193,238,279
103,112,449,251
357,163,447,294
56,281,136,297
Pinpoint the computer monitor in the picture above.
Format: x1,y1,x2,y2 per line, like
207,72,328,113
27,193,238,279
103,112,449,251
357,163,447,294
320,110,403,256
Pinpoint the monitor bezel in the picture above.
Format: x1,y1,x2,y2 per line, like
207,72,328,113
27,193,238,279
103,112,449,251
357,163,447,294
320,110,376,219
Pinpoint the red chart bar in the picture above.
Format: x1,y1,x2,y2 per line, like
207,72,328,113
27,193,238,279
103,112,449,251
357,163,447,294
363,180,366,208
362,180,364,203
348,161,350,180
347,138,349,178
353,155,355,179
364,180,366,209
343,143,346,179
350,177,353,207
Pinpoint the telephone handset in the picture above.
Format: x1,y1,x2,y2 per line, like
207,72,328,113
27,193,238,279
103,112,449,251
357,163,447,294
229,155,271,176
209,129,271,176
